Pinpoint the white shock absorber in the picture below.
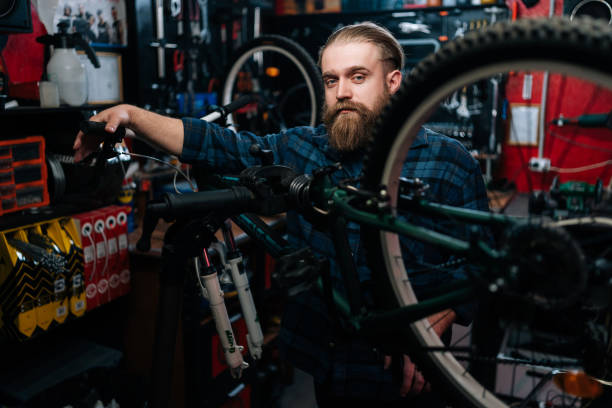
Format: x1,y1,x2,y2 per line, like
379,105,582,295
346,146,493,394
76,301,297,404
227,252,264,360
195,250,248,379
220,221,264,360
211,240,264,360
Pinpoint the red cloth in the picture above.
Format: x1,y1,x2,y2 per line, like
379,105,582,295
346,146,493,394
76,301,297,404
1,3,46,85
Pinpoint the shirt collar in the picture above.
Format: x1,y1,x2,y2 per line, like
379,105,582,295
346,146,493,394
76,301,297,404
411,128,429,149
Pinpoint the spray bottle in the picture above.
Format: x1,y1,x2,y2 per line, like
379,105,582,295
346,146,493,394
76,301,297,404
36,21,100,106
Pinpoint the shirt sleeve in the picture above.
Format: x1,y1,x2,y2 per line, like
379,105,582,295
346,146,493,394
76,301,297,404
179,117,290,173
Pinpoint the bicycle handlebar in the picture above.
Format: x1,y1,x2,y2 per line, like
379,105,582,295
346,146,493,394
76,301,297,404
200,94,256,122
136,186,256,252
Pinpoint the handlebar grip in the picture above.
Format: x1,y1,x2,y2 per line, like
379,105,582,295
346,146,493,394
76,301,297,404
223,94,256,114
80,120,126,144
200,94,256,122
162,187,255,219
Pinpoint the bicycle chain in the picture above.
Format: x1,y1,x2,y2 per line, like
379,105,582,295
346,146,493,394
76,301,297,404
406,257,468,277
437,349,580,369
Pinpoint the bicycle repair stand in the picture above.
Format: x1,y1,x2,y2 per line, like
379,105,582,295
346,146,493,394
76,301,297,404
135,152,376,408
138,212,224,408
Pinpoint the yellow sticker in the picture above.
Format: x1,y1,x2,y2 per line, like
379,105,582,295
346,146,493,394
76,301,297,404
35,301,55,330
70,292,86,317
15,307,36,337
54,298,69,324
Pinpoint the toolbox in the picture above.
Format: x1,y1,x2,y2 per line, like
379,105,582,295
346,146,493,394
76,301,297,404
0,136,49,216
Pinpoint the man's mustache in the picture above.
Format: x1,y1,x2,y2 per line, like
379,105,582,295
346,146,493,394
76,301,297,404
330,101,368,116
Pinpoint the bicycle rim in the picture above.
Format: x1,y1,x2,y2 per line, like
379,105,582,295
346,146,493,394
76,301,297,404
221,35,323,133
362,17,612,408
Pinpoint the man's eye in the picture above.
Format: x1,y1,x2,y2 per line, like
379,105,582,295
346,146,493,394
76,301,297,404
324,78,337,87
353,75,365,82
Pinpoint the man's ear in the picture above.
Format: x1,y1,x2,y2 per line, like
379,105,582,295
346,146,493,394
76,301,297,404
387,69,402,95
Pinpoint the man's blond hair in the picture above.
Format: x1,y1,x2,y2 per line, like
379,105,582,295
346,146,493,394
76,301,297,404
318,22,404,73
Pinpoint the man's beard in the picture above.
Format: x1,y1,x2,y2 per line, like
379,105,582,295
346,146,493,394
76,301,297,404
322,89,390,152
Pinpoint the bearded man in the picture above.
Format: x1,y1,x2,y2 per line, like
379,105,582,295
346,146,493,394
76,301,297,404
73,22,488,407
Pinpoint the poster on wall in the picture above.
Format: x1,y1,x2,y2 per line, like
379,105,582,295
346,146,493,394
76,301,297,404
52,0,127,47
77,51,123,104
508,104,540,146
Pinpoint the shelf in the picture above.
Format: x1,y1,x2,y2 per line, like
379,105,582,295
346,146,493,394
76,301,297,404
0,104,114,116
273,3,507,18
0,337,122,404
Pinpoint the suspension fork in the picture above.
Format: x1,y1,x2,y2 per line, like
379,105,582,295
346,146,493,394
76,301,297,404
195,247,249,378
213,220,265,360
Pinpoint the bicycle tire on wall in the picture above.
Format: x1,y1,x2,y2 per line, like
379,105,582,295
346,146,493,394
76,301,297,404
221,35,324,131
361,17,612,408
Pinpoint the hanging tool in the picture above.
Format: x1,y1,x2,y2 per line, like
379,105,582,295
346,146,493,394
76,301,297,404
176,0,184,36
183,0,211,114
173,49,185,86
150,0,177,79
186,0,200,109
186,46,199,115
552,111,612,129
188,0,200,42
187,0,209,77
197,0,211,44
171,0,182,17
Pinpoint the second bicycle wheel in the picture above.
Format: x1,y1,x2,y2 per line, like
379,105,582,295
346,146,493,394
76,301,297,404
362,17,612,408
221,35,324,135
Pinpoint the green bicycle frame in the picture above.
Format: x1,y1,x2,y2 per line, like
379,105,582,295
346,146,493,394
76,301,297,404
313,181,516,334
226,173,517,336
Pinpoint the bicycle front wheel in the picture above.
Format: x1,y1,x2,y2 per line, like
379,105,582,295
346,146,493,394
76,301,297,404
362,17,612,408
221,35,323,134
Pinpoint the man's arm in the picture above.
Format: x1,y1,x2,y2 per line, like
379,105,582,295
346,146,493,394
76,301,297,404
384,308,456,396
73,104,184,162
428,308,456,337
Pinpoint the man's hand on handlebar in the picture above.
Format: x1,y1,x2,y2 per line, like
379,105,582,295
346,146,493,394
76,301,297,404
73,104,136,162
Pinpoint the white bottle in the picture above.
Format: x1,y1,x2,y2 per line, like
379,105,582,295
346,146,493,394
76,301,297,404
36,22,100,107
47,47,88,106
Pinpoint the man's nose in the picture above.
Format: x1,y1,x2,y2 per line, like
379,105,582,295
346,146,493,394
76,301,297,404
336,78,352,100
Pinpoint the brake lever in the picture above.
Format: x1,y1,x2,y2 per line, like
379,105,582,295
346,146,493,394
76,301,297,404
79,120,128,190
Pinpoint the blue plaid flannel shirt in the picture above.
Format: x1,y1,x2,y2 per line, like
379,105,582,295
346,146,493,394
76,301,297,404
179,117,489,400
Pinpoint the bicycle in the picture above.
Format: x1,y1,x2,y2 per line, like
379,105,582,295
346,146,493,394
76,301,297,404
86,16,612,408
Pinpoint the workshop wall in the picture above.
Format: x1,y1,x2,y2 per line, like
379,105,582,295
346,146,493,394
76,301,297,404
499,0,612,192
